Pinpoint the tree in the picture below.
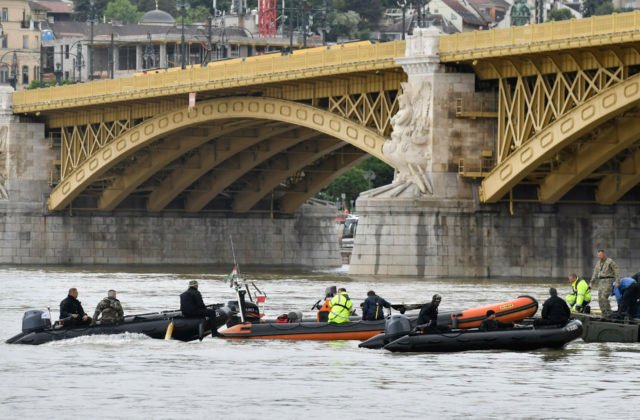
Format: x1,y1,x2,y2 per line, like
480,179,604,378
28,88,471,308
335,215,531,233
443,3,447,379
581,0,613,17
104,0,142,24
326,10,361,41
317,157,394,207
72,0,110,21
594,1,614,15
546,8,573,21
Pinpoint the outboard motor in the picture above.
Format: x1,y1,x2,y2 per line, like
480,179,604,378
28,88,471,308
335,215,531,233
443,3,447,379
226,300,261,326
325,286,337,298
384,314,412,342
22,310,51,333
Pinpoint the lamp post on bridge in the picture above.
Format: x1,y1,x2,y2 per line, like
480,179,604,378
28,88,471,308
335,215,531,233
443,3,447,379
176,1,190,70
88,0,98,81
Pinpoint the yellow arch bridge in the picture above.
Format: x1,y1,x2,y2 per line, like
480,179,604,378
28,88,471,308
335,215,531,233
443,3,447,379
12,12,640,214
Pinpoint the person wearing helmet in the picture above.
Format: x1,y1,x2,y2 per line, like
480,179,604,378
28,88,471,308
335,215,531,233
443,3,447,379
416,294,441,333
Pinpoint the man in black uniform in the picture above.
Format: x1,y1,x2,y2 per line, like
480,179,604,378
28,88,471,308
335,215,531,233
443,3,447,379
534,288,571,327
480,310,513,331
180,280,218,339
59,288,91,326
416,294,442,333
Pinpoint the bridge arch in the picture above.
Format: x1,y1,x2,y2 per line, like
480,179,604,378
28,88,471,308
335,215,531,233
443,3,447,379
48,97,391,211
480,74,640,203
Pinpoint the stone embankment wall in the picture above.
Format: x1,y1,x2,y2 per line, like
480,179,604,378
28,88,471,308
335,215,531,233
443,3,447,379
350,198,639,278
0,95,341,268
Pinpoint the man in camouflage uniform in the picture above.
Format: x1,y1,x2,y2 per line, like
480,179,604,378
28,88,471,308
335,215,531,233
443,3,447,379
590,249,620,318
91,290,124,325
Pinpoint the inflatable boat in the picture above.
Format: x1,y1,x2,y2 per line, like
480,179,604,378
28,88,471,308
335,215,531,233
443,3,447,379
6,305,232,345
220,296,539,341
572,312,640,342
378,320,583,353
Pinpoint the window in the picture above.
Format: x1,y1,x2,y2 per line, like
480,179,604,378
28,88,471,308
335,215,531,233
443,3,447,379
1,35,7,49
22,65,29,85
23,35,29,49
34,36,39,49
1,8,8,22
65,45,69,59
0,69,7,83
33,66,38,81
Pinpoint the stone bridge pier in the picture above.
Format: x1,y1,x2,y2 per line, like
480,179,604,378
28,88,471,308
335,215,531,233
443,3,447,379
349,28,640,279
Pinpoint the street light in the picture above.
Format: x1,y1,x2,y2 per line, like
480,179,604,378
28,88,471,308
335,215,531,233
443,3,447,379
176,1,190,70
88,0,98,80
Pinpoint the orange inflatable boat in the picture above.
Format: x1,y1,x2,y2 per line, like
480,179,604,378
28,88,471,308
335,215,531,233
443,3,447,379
218,296,538,341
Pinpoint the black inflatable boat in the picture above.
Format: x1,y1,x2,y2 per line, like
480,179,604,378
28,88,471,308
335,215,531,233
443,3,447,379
384,320,583,353
360,314,583,352
6,305,233,345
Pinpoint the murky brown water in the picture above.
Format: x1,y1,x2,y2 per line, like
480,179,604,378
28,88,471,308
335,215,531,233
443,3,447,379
1,266,638,419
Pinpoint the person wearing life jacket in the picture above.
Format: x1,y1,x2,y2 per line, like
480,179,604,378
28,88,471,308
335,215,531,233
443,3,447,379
362,290,391,321
328,288,353,324
565,273,592,313
315,286,336,322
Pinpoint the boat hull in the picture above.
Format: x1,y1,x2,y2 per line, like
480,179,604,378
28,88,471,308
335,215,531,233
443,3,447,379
383,320,583,353
6,306,231,345
572,313,640,342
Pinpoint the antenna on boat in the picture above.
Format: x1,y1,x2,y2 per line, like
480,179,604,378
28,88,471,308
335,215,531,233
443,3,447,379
229,235,246,323
230,235,241,279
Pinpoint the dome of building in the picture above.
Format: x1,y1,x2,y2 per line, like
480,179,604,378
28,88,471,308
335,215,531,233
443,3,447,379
140,9,176,26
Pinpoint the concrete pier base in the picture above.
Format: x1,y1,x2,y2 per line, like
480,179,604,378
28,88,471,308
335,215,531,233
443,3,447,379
349,193,640,278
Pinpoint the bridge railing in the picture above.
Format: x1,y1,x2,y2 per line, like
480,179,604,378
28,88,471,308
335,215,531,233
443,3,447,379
13,41,405,112
440,11,640,61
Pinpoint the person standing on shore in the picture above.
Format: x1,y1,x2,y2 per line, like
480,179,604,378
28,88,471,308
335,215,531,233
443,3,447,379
590,249,620,318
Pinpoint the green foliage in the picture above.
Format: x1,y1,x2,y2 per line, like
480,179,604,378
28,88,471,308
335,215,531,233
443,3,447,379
72,0,110,21
594,1,614,15
188,6,211,23
546,8,573,21
316,157,394,209
326,10,361,40
104,0,142,24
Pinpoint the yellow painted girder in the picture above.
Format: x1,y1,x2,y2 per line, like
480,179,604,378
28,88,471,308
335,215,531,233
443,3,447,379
184,131,322,212
232,139,345,212
480,74,640,203
440,11,640,63
596,146,640,204
146,125,295,211
538,116,640,203
278,151,368,214
48,97,390,212
14,41,405,114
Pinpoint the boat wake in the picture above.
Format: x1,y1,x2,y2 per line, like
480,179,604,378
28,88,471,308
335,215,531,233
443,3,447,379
45,332,153,347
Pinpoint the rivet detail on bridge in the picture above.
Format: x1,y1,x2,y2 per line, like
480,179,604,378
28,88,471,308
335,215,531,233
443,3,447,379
346,127,357,140
296,109,307,120
202,104,213,115
158,117,168,129
232,102,243,112
61,182,70,194
173,113,183,124
581,105,595,120
499,165,512,181
280,105,291,117
520,147,533,164
264,104,275,114
75,169,85,182
217,103,228,113
602,93,617,109
248,102,259,113
89,159,98,171
116,139,126,151
102,149,112,160
144,124,154,135
624,82,638,98
329,120,341,132
540,132,554,148
312,114,324,125
131,132,140,143
364,135,375,149
560,119,574,134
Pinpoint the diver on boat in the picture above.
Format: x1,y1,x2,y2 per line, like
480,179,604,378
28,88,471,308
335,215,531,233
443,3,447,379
91,290,124,326
328,288,353,324
612,277,640,319
565,273,592,313
59,288,91,326
533,288,570,327
416,294,442,333
313,286,336,322
180,280,218,337
362,290,392,321
479,310,513,331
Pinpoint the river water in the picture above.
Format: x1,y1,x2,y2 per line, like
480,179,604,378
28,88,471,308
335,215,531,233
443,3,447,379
1,266,639,419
